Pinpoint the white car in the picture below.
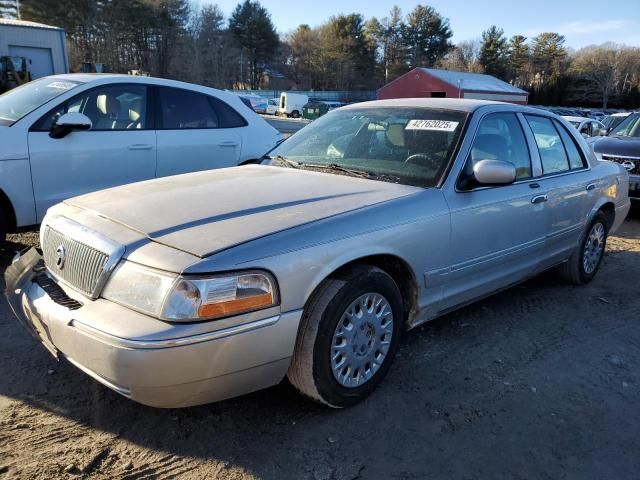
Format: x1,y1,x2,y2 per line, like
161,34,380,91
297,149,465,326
0,74,282,241
562,116,605,138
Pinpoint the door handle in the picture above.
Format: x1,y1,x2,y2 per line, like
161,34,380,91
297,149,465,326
127,144,153,151
218,141,239,147
531,194,548,204
586,183,596,191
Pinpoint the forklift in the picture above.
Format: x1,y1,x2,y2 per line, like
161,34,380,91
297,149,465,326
0,56,32,93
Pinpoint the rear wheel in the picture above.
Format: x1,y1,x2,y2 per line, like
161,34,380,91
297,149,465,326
287,265,403,407
560,212,608,285
291,110,300,119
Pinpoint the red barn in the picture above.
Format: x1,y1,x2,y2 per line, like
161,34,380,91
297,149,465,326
378,68,529,105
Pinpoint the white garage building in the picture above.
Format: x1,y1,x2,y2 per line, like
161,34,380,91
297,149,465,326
0,18,68,78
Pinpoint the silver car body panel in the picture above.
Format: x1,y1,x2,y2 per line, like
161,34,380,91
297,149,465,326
5,100,631,407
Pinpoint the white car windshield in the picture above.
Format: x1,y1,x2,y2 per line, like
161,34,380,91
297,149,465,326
0,78,83,126
268,107,468,188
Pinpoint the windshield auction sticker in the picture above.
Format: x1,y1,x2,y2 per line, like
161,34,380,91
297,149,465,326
405,120,459,132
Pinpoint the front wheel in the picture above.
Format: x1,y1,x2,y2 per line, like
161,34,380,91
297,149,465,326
559,212,608,285
290,110,300,118
287,265,403,407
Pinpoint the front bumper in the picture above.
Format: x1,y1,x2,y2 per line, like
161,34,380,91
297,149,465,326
5,248,301,408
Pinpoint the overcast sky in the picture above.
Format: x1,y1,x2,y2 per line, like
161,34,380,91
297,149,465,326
201,0,640,49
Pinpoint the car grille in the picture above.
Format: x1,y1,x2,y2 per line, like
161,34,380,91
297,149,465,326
602,155,640,175
42,226,111,297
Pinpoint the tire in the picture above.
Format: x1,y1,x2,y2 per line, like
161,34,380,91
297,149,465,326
559,212,608,285
287,265,403,407
291,110,300,118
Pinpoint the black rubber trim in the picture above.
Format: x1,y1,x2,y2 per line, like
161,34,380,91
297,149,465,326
33,269,83,311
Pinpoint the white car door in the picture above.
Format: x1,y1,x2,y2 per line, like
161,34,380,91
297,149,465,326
28,83,156,221
155,87,243,177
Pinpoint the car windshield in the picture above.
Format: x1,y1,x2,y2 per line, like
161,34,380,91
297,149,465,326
610,113,640,138
0,77,83,126
268,107,468,188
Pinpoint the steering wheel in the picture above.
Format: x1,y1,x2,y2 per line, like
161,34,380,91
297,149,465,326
404,153,440,170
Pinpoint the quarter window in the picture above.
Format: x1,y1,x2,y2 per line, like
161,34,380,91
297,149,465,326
525,115,570,174
554,120,587,170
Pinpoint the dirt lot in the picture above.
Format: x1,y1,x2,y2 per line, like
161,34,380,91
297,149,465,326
1,209,639,480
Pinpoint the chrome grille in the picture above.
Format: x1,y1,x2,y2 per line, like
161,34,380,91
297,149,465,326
603,155,640,175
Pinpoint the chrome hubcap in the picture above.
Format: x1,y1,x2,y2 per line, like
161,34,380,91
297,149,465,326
330,293,394,388
583,222,605,274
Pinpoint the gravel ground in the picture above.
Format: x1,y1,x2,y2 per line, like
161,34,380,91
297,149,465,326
1,208,639,480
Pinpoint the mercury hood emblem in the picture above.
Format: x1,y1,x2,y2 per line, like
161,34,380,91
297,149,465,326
55,245,66,269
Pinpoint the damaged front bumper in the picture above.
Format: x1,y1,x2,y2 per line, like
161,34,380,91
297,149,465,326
5,247,59,358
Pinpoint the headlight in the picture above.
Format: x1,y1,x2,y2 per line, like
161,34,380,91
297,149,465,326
102,261,177,317
161,272,278,322
102,262,278,322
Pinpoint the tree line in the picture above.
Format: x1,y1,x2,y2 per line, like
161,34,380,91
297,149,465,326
2,0,639,107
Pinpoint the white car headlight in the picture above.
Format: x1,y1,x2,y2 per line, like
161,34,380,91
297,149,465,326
102,262,278,322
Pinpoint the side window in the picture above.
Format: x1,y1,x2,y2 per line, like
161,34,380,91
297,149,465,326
209,97,247,128
525,115,569,174
462,112,532,185
554,120,587,170
158,87,218,129
32,84,148,132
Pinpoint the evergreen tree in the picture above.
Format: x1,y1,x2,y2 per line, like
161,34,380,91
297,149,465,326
228,0,279,89
403,5,452,68
508,35,530,86
479,25,508,79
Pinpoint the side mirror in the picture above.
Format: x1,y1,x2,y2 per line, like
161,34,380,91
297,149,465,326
473,159,516,185
50,112,92,139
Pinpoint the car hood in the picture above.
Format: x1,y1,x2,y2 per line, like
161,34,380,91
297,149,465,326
592,136,640,157
65,165,421,258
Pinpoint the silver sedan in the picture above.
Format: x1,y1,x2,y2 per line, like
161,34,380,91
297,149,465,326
5,99,631,408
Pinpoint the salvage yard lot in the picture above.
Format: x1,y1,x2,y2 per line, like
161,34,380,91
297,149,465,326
1,209,639,480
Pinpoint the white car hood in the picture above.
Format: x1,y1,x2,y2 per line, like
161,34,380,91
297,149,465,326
66,165,421,258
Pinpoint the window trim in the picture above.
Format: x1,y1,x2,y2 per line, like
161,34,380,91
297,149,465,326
154,86,248,131
455,111,534,191
29,82,153,133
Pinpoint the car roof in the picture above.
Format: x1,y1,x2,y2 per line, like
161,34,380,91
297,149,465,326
562,115,591,122
341,98,532,113
611,112,632,117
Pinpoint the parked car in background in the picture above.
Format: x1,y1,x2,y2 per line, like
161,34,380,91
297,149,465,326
601,112,632,134
265,97,279,115
562,116,605,138
235,93,268,114
6,99,629,408
590,112,640,201
279,92,308,118
0,74,283,242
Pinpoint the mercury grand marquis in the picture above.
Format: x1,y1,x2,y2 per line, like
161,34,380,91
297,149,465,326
5,99,631,408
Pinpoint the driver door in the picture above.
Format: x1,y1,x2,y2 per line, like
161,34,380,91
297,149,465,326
441,112,547,310
27,83,156,221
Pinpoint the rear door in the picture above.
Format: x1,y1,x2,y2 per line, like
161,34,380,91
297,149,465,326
28,83,156,221
441,112,547,310
155,87,245,177
523,115,594,268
